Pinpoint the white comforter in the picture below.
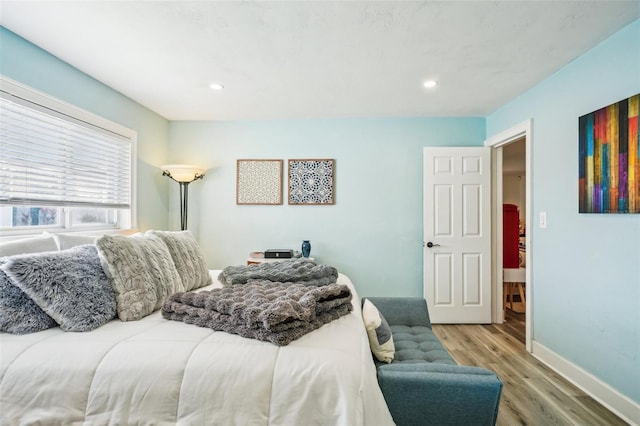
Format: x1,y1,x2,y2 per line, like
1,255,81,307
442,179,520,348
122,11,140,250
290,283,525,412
0,272,394,426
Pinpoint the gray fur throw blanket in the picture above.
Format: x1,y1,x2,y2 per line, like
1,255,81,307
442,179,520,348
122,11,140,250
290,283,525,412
218,259,338,287
162,281,352,346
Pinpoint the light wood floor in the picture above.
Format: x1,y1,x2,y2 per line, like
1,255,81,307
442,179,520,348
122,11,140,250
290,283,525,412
431,310,629,426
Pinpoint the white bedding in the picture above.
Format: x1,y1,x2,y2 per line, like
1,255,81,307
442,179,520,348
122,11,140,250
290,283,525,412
0,271,394,425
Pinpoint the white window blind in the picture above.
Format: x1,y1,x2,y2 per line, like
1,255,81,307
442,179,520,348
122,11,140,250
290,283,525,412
0,94,132,208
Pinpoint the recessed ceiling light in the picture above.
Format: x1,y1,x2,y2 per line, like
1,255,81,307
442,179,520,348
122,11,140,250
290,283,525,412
423,80,437,89
209,83,224,91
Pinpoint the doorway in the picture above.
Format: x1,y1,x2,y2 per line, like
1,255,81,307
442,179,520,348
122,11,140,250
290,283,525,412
485,119,533,352
501,138,526,344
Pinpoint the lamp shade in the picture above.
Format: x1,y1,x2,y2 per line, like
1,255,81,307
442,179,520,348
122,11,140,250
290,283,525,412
162,164,206,183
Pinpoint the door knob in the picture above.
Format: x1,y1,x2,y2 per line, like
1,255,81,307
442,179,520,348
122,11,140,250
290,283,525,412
426,241,440,248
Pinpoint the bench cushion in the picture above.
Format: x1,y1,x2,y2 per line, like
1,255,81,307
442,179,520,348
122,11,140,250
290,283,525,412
391,324,456,364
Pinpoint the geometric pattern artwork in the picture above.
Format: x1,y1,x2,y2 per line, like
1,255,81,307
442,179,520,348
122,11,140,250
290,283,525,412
288,159,335,205
579,93,639,213
236,159,283,205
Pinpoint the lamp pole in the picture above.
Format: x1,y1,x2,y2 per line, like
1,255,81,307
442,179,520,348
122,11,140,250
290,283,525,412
162,169,204,231
179,181,189,231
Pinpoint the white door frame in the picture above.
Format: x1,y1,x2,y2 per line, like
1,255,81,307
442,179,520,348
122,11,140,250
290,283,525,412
484,119,533,353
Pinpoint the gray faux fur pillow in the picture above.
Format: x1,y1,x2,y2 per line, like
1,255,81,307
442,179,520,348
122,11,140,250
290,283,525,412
146,230,212,291
1,245,116,332
96,234,184,321
0,259,57,334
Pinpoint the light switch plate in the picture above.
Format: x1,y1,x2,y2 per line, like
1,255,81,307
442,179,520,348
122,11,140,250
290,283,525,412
539,211,547,228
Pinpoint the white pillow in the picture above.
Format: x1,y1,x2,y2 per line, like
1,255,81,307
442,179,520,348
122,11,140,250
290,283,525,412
362,299,395,363
0,233,58,256
50,232,98,250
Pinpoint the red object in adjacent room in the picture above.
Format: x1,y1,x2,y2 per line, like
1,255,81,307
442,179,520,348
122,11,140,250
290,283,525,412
503,204,520,268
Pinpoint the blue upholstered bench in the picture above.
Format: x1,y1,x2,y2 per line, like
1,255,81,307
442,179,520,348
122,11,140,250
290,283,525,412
364,297,503,426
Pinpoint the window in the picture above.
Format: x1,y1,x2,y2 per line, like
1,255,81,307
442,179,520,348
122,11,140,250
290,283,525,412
0,77,136,235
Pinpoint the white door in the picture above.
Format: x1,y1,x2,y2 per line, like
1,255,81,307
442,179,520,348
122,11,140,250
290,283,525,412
423,147,492,323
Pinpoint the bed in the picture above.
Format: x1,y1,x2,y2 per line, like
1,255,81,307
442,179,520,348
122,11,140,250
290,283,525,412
0,270,394,425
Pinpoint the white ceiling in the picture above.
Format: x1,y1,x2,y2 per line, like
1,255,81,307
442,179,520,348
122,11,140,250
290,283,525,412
1,1,638,121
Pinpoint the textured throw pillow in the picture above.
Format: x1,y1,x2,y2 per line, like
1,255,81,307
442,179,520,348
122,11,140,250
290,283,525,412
0,233,58,257
362,299,395,363
0,258,57,334
49,232,98,250
96,233,184,321
1,245,117,332
146,230,212,291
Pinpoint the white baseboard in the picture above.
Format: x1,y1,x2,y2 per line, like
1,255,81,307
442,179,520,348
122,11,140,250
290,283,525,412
531,341,640,425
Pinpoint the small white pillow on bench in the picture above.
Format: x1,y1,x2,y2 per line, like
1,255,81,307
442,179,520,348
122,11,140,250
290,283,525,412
362,299,395,363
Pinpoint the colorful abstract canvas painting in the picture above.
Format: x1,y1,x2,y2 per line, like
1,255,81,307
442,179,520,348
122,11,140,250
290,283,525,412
578,94,639,213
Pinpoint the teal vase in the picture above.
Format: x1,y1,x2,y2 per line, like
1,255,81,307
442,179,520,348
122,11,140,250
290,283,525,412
302,240,311,258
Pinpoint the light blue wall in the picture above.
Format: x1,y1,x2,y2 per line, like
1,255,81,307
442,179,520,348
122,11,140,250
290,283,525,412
0,27,171,231
487,20,640,403
169,118,485,297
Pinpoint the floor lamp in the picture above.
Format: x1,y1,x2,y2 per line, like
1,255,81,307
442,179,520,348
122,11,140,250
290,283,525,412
162,164,205,230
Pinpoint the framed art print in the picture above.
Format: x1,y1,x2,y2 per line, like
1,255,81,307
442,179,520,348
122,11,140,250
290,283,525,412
236,159,283,205
578,93,639,213
288,159,335,205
